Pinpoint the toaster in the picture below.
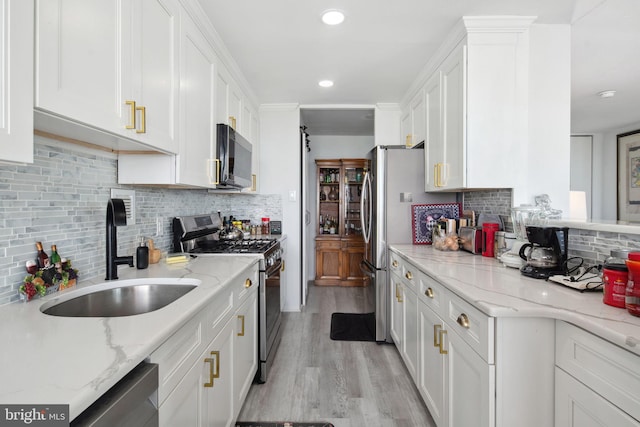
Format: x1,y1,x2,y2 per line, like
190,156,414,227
459,226,482,254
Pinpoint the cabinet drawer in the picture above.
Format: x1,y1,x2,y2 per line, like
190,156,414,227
556,321,640,421
444,291,494,363
389,251,402,274
235,265,259,305
418,271,446,317
150,312,204,406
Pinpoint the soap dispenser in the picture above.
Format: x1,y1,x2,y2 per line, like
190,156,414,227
136,237,149,270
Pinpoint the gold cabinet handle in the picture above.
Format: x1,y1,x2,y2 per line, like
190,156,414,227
457,313,470,329
425,287,434,299
392,260,398,268
237,315,245,337
203,350,220,387
405,271,413,280
281,260,285,271
125,100,136,129
395,283,403,303
136,106,146,133
229,116,236,129
207,159,221,185
245,278,252,288
251,174,257,191
405,134,412,147
434,324,442,347
438,330,448,355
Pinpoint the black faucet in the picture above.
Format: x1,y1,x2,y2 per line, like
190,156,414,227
106,198,134,280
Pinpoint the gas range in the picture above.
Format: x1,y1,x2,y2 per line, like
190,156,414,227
190,238,277,254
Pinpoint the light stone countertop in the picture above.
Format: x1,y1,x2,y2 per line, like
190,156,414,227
0,254,259,420
389,244,640,357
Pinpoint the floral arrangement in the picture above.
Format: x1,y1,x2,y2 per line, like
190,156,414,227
19,261,79,301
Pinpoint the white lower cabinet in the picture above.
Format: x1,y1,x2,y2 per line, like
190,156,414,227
152,264,259,427
389,270,403,348
555,368,639,427
418,300,446,426
555,321,640,426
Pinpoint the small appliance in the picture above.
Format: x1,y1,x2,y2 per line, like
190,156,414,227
519,226,569,279
216,124,253,189
499,204,541,268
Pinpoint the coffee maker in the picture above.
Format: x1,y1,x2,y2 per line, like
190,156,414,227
519,226,569,279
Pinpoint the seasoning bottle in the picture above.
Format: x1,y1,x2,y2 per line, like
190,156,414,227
136,237,149,270
262,217,270,235
35,241,49,269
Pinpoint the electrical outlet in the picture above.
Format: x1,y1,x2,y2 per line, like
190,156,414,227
156,217,163,236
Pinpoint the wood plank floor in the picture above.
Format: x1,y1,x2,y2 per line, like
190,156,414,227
237,285,436,427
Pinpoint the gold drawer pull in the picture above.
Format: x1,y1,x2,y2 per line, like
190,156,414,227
438,330,448,355
425,287,434,299
125,100,136,129
395,283,403,303
245,278,252,288
434,324,442,347
405,271,413,280
237,315,245,336
135,105,146,133
392,260,398,268
203,350,220,387
457,313,470,329
281,260,285,272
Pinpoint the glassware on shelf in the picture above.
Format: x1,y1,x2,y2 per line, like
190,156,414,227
328,187,338,201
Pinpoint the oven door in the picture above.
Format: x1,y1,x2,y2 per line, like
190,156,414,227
257,259,282,383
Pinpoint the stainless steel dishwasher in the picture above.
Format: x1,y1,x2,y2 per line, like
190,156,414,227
71,362,158,427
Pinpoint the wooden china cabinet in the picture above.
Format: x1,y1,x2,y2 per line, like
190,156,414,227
315,159,369,286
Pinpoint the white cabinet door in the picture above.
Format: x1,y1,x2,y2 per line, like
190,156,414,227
410,89,425,147
555,368,640,427
400,110,411,147
0,0,33,164
233,289,258,415
440,43,465,190
250,111,260,192
418,300,446,427
177,11,216,187
35,0,124,135
390,273,403,347
424,71,442,191
402,283,419,382
445,323,495,427
129,0,180,153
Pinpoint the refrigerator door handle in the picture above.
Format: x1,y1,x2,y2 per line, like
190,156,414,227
361,171,372,244
360,259,376,278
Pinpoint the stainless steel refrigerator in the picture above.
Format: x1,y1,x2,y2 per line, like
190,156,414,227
360,145,456,342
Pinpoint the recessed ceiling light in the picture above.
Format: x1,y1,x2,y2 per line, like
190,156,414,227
598,90,616,98
321,9,345,25
318,80,334,88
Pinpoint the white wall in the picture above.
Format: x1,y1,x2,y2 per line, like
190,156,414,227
521,24,571,215
259,104,302,312
306,135,376,281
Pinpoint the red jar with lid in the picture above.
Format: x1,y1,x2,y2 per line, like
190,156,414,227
624,252,640,317
602,249,629,308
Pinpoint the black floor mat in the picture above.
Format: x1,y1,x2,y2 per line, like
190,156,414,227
329,312,376,341
236,423,333,427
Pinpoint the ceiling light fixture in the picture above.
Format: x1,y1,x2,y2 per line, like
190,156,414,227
321,9,345,25
598,90,616,98
318,80,334,88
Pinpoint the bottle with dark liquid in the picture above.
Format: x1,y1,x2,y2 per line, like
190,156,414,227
35,241,49,269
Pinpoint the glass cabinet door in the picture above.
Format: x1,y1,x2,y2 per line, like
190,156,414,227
343,165,365,236
318,165,340,235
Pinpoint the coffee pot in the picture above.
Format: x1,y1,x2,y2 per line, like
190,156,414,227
519,226,569,279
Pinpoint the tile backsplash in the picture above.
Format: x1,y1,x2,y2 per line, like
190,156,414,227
0,136,281,306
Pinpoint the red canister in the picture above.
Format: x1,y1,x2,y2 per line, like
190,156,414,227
625,252,640,317
481,223,500,258
602,249,629,308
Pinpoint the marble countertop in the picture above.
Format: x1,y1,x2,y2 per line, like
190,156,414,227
0,254,259,420
389,244,640,357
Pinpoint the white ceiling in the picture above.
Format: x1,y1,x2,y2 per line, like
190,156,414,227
199,0,638,136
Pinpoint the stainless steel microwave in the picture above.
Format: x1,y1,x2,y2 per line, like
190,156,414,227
216,124,253,189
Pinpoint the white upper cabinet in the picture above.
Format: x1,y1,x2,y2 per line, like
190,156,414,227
400,90,425,148
35,0,180,154
0,0,33,164
418,17,535,192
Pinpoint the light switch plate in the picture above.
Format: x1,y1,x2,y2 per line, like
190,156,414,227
400,192,413,203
